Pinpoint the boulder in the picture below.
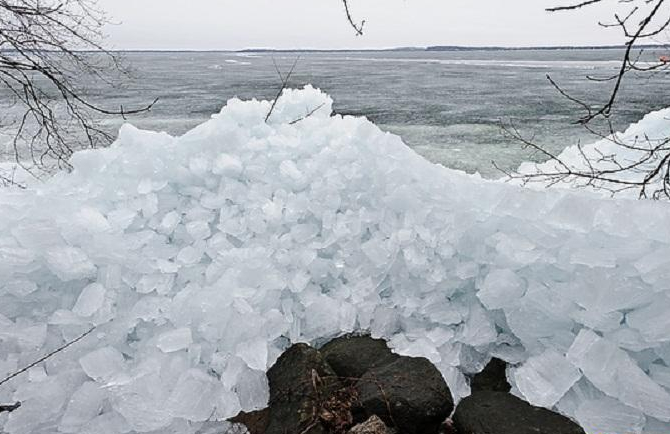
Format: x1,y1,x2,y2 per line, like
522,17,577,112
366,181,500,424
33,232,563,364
321,335,399,379
355,356,453,434
229,408,269,434
453,391,585,434
470,357,511,392
265,344,342,434
347,415,395,434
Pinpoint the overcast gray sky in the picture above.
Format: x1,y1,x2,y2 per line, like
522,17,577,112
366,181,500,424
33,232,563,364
98,0,626,50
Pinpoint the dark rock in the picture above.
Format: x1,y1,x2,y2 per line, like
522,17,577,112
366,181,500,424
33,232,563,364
453,391,585,434
265,343,341,434
229,408,269,434
321,335,399,379
355,356,453,434
470,357,511,392
347,415,396,434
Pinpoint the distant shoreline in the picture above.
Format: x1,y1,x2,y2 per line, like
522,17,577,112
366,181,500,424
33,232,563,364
103,44,666,53
3,44,665,54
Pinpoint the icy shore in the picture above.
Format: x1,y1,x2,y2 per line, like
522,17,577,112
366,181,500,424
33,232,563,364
1,86,670,434
517,106,670,197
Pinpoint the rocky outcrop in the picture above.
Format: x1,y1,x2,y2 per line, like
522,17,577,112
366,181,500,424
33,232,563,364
453,391,585,434
265,344,342,434
230,340,586,434
355,356,453,434
321,335,399,379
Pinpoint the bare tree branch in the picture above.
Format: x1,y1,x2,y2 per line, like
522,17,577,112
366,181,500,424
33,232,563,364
342,0,365,35
0,0,156,177
500,0,670,200
547,0,605,12
265,56,299,123
289,102,326,125
0,326,95,388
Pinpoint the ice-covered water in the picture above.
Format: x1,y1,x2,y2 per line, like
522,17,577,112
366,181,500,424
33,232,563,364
1,87,670,434
2,49,668,177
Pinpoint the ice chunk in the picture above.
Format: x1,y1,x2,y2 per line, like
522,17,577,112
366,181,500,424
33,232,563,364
158,211,181,234
166,369,220,421
642,417,670,434
59,382,107,433
512,349,581,408
74,207,112,233
157,328,193,353
1,280,37,297
185,220,211,240
456,304,497,347
235,338,268,371
236,368,270,411
4,376,66,434
112,390,171,432
98,265,122,289
649,364,670,390
213,153,243,177
575,396,646,434
72,283,106,317
79,412,131,434
106,209,136,230
177,245,203,265
45,246,96,281
477,269,526,309
0,322,47,351
570,247,617,268
302,295,345,339
135,273,175,295
567,330,670,420
80,347,125,381
627,296,670,345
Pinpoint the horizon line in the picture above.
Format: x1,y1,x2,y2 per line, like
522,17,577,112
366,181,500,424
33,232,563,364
98,43,667,53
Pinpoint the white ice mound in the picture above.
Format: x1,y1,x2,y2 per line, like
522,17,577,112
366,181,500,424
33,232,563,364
517,107,670,198
2,86,670,434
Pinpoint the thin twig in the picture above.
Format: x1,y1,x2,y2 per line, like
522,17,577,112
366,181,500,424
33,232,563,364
547,0,604,12
289,103,326,125
342,0,365,35
265,56,300,123
0,326,96,388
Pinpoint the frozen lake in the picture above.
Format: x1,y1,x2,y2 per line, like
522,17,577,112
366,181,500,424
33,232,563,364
3,48,669,177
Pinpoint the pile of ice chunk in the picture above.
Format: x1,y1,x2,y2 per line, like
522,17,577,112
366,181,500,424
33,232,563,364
517,107,670,198
1,86,670,434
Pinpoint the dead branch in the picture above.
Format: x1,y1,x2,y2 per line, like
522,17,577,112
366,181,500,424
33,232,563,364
545,0,670,125
500,0,670,200
265,56,299,123
342,0,365,36
289,103,326,125
0,0,156,177
0,326,95,388
547,0,605,12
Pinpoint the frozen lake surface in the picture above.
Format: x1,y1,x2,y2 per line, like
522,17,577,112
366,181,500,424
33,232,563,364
2,48,669,176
